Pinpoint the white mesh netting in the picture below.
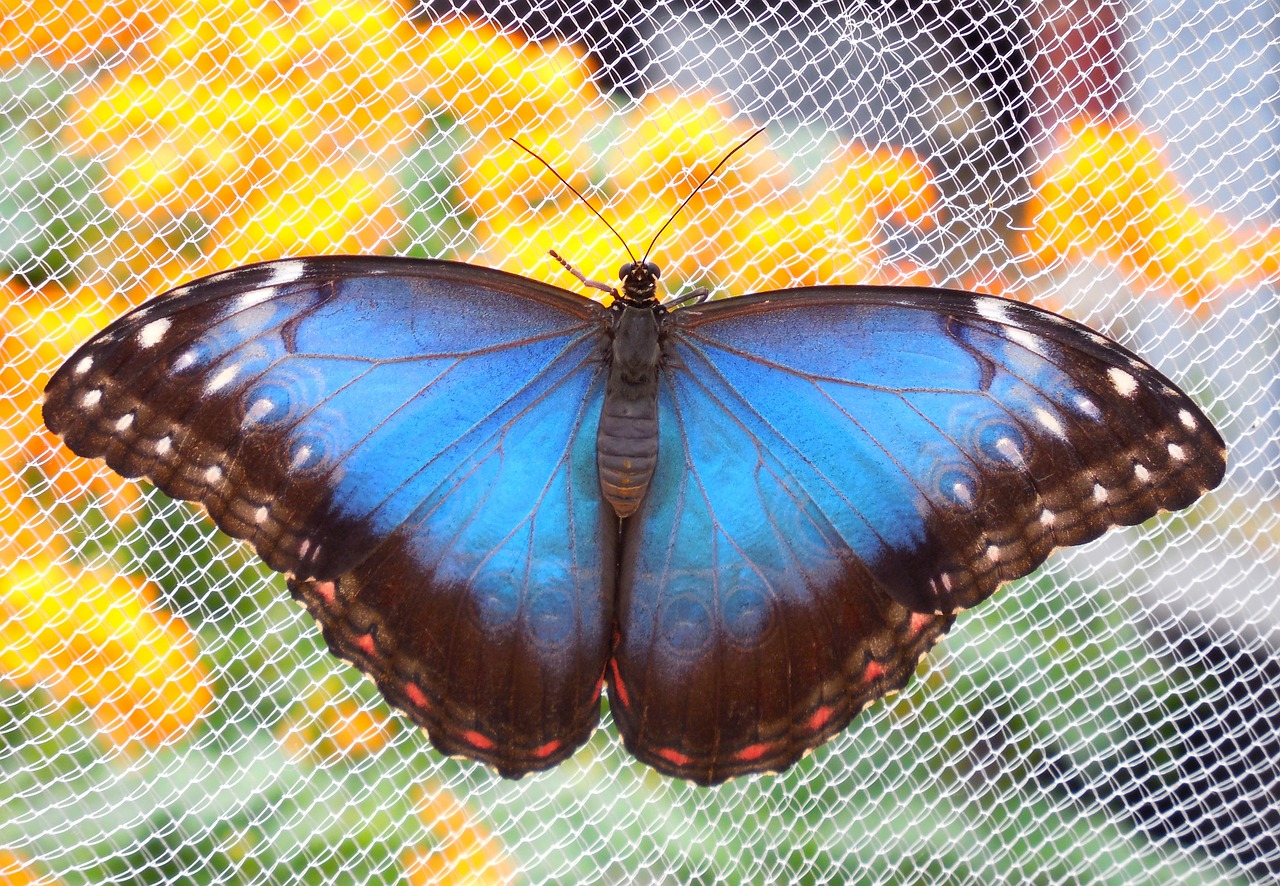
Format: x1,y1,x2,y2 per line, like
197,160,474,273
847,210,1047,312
0,0,1277,882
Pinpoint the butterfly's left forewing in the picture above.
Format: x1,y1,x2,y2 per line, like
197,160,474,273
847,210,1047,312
44,257,618,776
612,286,1225,783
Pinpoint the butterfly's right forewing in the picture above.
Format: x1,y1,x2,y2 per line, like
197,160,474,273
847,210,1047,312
44,257,619,776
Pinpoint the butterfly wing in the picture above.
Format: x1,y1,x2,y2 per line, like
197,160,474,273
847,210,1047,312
613,287,1227,784
43,257,617,776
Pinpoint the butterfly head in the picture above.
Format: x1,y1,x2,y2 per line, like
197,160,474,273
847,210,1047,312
616,260,661,308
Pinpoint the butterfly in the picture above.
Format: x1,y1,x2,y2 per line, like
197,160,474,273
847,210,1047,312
41,158,1226,785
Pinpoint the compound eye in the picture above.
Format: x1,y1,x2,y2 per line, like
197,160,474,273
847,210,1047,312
618,262,634,280
644,261,661,280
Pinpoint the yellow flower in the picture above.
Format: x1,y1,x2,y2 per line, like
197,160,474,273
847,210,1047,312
702,141,940,293
471,199,628,293
275,0,433,157
814,142,939,230
715,193,875,293
402,785,516,885
412,21,602,140
610,90,787,210
0,558,213,749
65,64,265,220
1023,117,1280,313
205,157,403,265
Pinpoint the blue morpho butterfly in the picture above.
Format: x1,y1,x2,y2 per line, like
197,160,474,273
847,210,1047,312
42,134,1226,785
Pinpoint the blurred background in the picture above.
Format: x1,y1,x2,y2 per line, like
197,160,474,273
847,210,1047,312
0,0,1277,882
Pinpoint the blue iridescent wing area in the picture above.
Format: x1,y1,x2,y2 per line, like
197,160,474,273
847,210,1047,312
613,287,1227,784
43,257,617,776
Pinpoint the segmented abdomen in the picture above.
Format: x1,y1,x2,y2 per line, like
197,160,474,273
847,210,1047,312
597,383,659,518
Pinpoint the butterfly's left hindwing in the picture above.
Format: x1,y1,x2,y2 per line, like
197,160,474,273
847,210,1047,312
610,286,1225,783
44,257,618,776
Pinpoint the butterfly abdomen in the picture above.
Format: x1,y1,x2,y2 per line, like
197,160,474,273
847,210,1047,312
598,305,662,518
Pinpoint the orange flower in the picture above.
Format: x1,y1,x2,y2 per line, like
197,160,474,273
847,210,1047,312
471,198,629,294
459,134,600,223
0,849,64,886
701,141,941,294
277,679,398,762
0,0,169,66
715,193,880,293
402,785,516,885
815,143,939,230
0,558,213,749
1023,117,1280,313
1,282,143,523
273,0,435,158
412,20,602,141
64,64,264,220
77,221,217,306
205,157,403,265
610,90,787,216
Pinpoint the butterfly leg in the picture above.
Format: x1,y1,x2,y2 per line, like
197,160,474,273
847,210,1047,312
662,286,711,309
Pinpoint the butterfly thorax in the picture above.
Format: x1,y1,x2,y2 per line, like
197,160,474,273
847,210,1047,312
597,293,662,518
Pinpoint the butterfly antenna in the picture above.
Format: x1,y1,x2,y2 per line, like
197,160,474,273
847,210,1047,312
642,126,767,264
509,138,637,263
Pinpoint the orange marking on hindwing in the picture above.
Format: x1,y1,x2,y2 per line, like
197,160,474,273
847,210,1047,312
657,747,692,767
404,682,429,709
532,739,562,758
463,730,496,750
862,660,885,683
734,743,770,762
807,706,835,731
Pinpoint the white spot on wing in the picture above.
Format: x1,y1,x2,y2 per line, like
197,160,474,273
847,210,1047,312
255,506,268,524
1134,462,1150,483
1093,483,1108,503
1034,407,1066,437
1179,409,1197,431
1007,327,1043,353
173,350,198,372
1108,367,1139,397
985,545,1001,562
1168,443,1185,462
74,356,93,375
115,413,134,431
290,444,312,469
1040,509,1056,526
138,317,170,347
156,436,172,455
204,465,222,484
975,299,1014,324
1076,397,1101,419
244,397,275,426
82,389,101,407
234,287,277,312
952,480,973,506
995,436,1023,464
267,260,306,286
207,364,239,393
